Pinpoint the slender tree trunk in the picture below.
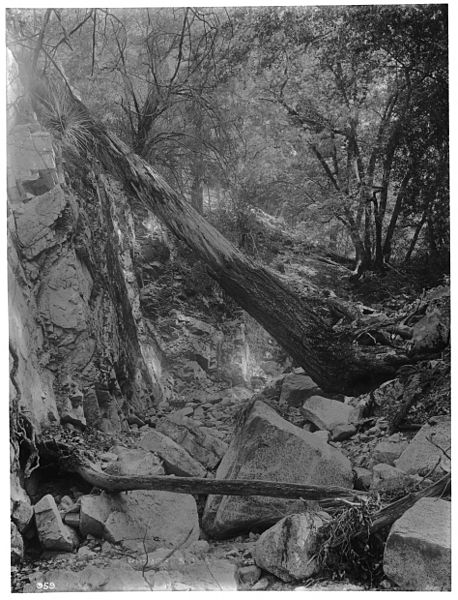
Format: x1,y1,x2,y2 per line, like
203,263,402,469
189,96,205,213
405,209,428,263
374,153,394,269
190,167,204,213
383,165,413,262
427,212,439,261
344,206,369,279
363,197,373,267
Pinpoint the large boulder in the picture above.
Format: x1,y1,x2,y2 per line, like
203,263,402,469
202,400,353,538
279,373,321,408
254,512,328,582
34,494,79,551
156,414,227,469
383,498,451,590
138,429,206,477
411,309,449,354
395,416,450,475
302,395,361,433
79,490,199,552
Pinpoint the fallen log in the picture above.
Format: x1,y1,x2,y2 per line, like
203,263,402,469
369,472,451,535
66,457,366,502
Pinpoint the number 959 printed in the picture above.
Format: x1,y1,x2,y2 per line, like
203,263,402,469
36,582,56,590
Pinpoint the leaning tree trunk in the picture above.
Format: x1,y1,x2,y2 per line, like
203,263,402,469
32,88,406,395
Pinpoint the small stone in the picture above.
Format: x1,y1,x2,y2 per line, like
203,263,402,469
371,463,419,492
352,466,371,490
100,452,119,462
254,512,327,582
148,570,173,591
252,577,270,590
58,495,74,511
11,499,33,533
103,447,164,477
193,407,205,420
373,440,408,466
77,546,96,558
187,539,210,557
331,424,357,441
170,407,194,420
313,430,330,443
101,541,113,553
34,494,79,551
279,373,321,408
173,582,192,591
302,395,361,432
238,565,262,586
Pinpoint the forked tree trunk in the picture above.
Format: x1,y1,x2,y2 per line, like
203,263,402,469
35,91,407,395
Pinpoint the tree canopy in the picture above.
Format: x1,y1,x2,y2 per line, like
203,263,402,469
7,5,448,275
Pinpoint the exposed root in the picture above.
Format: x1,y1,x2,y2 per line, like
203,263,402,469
314,495,383,586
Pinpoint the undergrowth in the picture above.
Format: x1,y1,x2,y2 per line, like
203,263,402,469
313,495,385,587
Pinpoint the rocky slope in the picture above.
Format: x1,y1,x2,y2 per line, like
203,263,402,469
8,64,451,592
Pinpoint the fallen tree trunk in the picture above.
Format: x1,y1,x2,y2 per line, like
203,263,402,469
32,85,408,394
65,456,366,502
369,472,451,535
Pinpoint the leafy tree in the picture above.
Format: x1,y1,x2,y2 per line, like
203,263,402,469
224,5,448,274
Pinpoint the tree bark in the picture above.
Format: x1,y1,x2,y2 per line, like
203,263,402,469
32,89,408,395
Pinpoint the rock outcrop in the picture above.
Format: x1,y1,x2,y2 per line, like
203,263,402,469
8,56,170,437
202,400,353,538
7,60,173,558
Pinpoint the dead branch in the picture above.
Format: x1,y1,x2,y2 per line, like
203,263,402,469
61,450,366,502
369,472,450,535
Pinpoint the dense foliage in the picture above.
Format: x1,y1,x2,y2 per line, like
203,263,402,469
7,5,448,275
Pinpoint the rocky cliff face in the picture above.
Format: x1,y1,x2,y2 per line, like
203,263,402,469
8,125,170,436
7,64,173,513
